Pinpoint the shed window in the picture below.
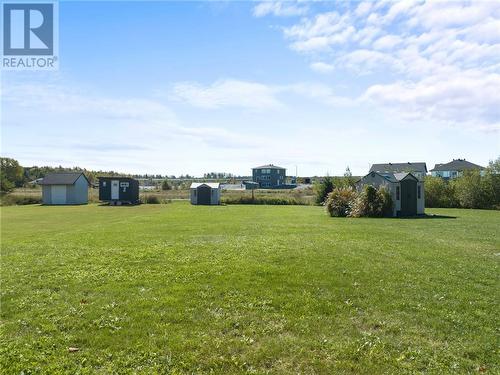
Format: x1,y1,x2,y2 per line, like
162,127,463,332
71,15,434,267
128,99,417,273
103,181,107,187
194,190,197,197
396,186,400,200
417,185,421,199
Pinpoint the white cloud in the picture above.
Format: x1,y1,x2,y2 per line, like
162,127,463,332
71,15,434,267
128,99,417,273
170,80,284,110
363,70,500,132
372,34,403,50
253,1,308,17
276,0,500,132
310,61,334,73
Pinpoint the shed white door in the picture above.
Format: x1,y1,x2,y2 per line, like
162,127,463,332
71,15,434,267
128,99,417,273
111,180,120,200
51,185,66,204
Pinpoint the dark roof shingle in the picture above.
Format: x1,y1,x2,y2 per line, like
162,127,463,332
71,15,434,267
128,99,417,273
370,162,427,174
252,164,286,170
40,172,88,185
430,159,485,172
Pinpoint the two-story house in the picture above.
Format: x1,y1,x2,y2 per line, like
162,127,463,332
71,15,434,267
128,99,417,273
252,164,286,188
430,159,485,179
369,162,427,180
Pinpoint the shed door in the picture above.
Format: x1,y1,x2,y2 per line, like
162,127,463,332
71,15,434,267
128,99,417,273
111,180,120,200
400,179,417,216
197,186,211,205
51,185,66,204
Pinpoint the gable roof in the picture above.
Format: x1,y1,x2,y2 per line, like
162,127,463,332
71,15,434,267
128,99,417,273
190,182,220,189
252,164,286,170
370,162,427,174
358,171,419,184
40,172,89,185
430,159,485,172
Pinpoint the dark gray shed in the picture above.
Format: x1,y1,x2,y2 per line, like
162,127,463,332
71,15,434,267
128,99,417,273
190,183,221,205
98,177,139,205
40,172,90,205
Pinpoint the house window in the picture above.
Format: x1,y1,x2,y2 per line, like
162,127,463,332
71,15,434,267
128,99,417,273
417,185,421,199
396,186,400,200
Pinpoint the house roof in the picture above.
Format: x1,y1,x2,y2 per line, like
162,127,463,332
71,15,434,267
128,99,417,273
370,162,427,174
40,172,89,185
430,159,485,172
98,176,137,181
358,171,419,184
190,182,221,189
252,164,286,170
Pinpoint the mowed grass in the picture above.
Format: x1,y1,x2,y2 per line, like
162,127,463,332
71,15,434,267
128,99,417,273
1,203,498,374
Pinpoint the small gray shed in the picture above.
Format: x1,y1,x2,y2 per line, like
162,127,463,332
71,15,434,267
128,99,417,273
41,172,90,205
356,171,424,217
190,183,221,205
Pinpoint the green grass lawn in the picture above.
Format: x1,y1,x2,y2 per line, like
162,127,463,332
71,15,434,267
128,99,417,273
1,203,498,374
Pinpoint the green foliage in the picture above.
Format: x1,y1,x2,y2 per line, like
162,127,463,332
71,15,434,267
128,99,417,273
0,194,42,206
0,158,24,192
350,185,393,217
1,203,499,373
314,176,334,205
451,170,495,209
325,187,357,217
222,196,302,205
425,176,459,208
161,179,172,191
143,195,160,204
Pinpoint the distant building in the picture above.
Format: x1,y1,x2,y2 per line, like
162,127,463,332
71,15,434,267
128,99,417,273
99,177,140,205
252,164,286,188
356,171,425,217
40,172,89,205
190,183,221,205
430,159,485,179
370,162,427,180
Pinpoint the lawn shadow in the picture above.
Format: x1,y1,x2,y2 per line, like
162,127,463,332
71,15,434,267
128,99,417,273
401,214,457,219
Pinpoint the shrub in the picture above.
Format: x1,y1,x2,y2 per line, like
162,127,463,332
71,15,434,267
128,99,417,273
350,185,393,217
0,194,42,206
161,180,171,191
222,196,303,205
425,176,459,208
314,177,334,205
325,187,357,217
144,195,160,204
451,170,494,209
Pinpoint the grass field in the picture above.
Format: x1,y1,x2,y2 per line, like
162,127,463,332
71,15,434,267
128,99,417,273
1,203,498,374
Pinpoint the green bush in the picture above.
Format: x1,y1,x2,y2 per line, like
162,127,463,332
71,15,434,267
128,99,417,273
144,195,160,204
0,194,42,206
222,196,303,205
425,176,459,208
451,170,495,209
350,185,393,217
325,187,357,217
314,177,334,205
161,180,171,191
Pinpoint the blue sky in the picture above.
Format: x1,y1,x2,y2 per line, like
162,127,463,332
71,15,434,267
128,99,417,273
2,0,499,176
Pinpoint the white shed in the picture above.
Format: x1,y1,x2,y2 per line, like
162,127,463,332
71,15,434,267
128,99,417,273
40,172,90,205
190,183,221,205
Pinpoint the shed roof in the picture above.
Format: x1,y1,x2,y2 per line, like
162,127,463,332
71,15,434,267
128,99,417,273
252,164,286,170
430,159,485,172
190,182,221,189
370,162,427,174
359,171,419,184
98,176,137,181
40,172,89,185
